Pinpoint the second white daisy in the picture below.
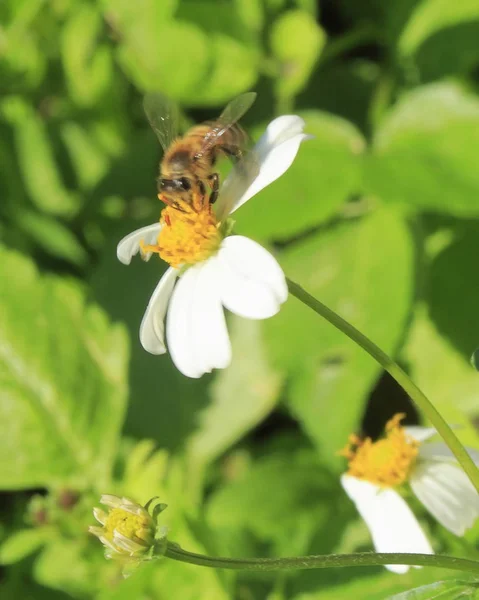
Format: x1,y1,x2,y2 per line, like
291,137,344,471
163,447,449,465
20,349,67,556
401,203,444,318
340,413,479,573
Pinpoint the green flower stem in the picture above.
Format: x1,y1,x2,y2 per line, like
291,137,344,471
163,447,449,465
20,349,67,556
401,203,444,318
286,277,479,495
165,544,479,575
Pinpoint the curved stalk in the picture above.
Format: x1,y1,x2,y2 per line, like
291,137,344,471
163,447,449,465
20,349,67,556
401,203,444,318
166,544,479,575
286,278,479,495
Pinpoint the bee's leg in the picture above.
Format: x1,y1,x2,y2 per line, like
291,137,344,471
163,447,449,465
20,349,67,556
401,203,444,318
207,173,220,204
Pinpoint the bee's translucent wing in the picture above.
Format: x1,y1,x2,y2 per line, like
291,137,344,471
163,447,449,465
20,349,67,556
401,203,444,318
143,93,180,152
198,92,257,156
217,92,257,131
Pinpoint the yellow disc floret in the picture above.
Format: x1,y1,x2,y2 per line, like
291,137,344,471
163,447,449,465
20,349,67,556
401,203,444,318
103,508,153,546
140,192,222,268
340,413,419,488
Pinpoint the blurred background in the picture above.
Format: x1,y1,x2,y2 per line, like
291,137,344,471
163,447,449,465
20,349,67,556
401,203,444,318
1,0,479,598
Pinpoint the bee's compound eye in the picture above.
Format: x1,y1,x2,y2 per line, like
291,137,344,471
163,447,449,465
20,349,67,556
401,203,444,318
179,177,191,191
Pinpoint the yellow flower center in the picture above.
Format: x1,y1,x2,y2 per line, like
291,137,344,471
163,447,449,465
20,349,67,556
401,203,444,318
141,192,222,268
340,413,419,487
104,508,153,546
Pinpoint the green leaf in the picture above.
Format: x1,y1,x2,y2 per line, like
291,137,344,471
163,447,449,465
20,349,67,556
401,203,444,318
266,208,414,467
403,306,479,442
60,122,110,191
365,83,479,216
0,528,51,565
15,211,88,266
117,20,210,100
386,578,479,599
61,5,113,107
235,110,365,241
186,317,283,483
270,10,326,100
1,99,79,217
428,226,479,362
0,246,129,489
399,0,479,55
192,34,259,105
207,448,343,556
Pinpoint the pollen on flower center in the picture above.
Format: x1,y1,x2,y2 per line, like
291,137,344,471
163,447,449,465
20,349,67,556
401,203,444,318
140,192,222,268
103,507,153,545
340,413,419,488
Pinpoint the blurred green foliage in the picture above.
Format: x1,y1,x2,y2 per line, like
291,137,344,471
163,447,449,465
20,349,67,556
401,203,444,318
1,0,479,598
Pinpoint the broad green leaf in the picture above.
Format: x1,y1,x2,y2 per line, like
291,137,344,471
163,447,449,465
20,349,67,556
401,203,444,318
192,34,259,105
234,0,264,34
100,0,178,26
387,578,479,599
1,0,46,88
33,537,111,598
186,317,283,484
403,306,479,443
428,226,479,362
235,110,365,241
266,208,413,466
270,10,326,100
1,99,79,217
0,528,51,565
117,20,210,100
207,448,344,556
0,246,128,489
178,0,258,42
60,122,110,191
15,211,88,266
365,83,479,216
399,0,479,55
61,5,113,107
405,21,479,81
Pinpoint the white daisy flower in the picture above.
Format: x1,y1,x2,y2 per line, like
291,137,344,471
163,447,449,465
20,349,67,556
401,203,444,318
117,116,310,378
340,414,479,574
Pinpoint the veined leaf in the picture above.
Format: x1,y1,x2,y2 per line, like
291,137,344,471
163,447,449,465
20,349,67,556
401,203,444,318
0,246,129,489
266,208,414,467
365,83,479,216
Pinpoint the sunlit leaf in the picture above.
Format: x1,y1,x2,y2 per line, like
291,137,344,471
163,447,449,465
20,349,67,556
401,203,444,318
365,83,479,216
270,10,326,100
266,208,414,467
1,99,79,217
0,246,129,489
0,528,51,565
399,0,479,55
61,5,113,107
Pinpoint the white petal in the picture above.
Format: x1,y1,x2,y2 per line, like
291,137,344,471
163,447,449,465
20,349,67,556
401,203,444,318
418,442,479,464
166,260,232,378
403,426,437,443
140,268,178,354
341,475,433,574
216,116,310,219
410,461,479,536
116,223,162,265
216,236,287,319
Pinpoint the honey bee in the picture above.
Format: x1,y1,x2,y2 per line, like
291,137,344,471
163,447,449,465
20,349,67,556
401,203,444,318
143,92,257,210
